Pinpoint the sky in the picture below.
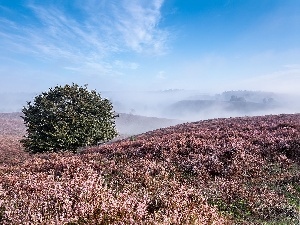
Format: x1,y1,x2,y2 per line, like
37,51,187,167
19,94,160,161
0,0,300,94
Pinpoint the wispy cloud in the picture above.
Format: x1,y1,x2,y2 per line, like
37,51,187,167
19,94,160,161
113,60,139,70
0,0,168,77
156,70,167,79
238,66,300,94
112,0,168,54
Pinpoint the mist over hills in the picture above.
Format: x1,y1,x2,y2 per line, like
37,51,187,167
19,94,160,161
116,113,181,135
0,112,181,138
107,90,300,121
0,92,38,112
1,90,299,123
166,100,275,120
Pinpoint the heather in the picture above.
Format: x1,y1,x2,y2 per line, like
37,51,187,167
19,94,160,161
1,113,300,224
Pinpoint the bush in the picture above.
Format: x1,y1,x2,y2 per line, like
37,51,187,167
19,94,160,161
21,83,118,153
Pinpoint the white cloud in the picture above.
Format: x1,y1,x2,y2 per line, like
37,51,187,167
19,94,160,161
238,67,300,94
0,0,168,77
114,60,139,70
112,0,168,54
283,64,300,69
156,70,166,79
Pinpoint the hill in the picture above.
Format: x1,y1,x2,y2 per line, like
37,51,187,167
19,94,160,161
0,112,182,137
1,113,300,224
115,113,181,135
165,99,278,121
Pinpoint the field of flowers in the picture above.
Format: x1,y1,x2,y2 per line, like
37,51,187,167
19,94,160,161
1,113,300,224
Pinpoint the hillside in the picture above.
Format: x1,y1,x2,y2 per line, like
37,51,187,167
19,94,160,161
1,113,300,224
115,113,181,135
165,99,278,121
0,112,182,137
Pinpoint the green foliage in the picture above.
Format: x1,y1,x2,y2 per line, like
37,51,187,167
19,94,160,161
129,136,136,141
21,83,118,153
209,198,252,221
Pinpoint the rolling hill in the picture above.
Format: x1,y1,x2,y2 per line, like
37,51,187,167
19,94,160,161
1,113,300,224
0,112,182,137
165,99,278,121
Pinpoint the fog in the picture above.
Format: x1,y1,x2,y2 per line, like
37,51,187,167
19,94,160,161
102,90,300,122
0,92,38,113
1,90,300,134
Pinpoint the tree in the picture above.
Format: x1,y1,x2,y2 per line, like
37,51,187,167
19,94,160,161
21,83,118,153
230,95,246,102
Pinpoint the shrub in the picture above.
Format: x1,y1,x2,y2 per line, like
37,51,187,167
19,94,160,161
21,83,118,153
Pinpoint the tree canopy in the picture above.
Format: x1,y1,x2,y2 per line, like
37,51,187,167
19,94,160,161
21,83,118,153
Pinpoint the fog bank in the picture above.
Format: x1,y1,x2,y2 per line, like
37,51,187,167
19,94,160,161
1,90,300,123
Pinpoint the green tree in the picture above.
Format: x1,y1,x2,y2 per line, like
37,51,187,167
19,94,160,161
21,83,118,153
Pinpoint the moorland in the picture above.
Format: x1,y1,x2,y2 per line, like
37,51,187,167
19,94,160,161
1,112,300,224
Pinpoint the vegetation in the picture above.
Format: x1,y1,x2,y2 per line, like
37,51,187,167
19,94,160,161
21,83,118,153
1,113,300,224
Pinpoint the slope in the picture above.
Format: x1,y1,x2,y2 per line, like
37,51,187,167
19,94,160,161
1,114,300,224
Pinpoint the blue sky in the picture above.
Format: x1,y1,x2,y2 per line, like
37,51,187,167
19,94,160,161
0,0,300,94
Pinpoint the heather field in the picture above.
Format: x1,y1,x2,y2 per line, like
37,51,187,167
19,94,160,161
1,113,300,224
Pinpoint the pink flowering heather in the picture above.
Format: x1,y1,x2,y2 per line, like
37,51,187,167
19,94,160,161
1,113,300,224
